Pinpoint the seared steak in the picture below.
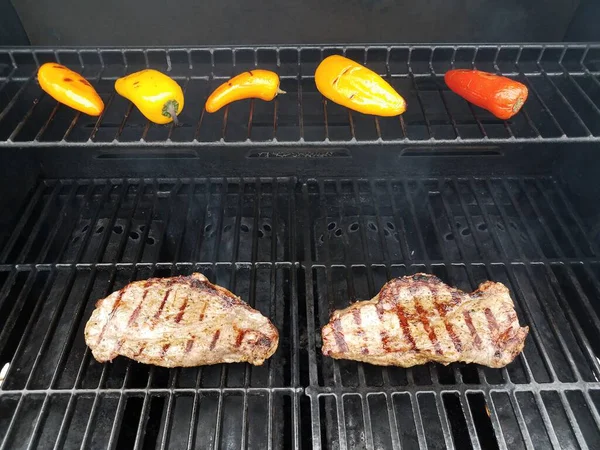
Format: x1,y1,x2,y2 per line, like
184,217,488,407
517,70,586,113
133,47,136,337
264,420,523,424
321,273,528,368
85,273,278,367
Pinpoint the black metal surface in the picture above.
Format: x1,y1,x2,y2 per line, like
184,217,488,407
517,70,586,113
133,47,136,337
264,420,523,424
10,0,578,46
4,44,600,147
0,176,599,449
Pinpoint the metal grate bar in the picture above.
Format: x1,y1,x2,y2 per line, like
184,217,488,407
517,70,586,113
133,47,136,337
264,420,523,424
430,68,460,140
15,182,63,263
557,390,590,449
301,184,320,389
410,393,429,449
486,181,574,382
36,182,82,263
0,181,46,263
514,179,566,258
384,181,411,260
7,94,42,142
434,394,456,449
540,70,593,137
552,181,599,256
562,67,600,123
561,264,600,349
0,74,35,124
25,269,99,448
458,394,484,450
407,71,433,139
401,180,432,261
483,392,509,450
532,179,587,257
501,181,600,360
518,72,566,137
545,264,600,377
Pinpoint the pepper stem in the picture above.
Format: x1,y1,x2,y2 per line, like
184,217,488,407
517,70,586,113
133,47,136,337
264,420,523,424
277,88,286,95
162,99,180,126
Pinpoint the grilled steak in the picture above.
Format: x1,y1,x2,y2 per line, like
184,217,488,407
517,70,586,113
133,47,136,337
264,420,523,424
321,273,528,368
85,273,279,367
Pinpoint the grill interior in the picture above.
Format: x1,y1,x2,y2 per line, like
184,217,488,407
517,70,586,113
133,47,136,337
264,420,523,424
1,45,600,449
2,44,600,146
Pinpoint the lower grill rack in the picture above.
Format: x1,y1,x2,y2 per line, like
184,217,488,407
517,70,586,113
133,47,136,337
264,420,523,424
1,176,600,449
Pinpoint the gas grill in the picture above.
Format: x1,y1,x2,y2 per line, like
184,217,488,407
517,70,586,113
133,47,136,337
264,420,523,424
0,44,600,449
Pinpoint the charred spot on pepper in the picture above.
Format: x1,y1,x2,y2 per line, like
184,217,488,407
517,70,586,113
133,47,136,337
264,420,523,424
79,79,91,86
332,67,352,87
248,71,254,76
349,94,356,99
63,77,73,82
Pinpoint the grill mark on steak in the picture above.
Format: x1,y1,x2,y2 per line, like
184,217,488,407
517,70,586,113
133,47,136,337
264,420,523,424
414,301,443,355
376,305,384,320
352,308,370,355
210,329,221,350
380,330,392,352
185,339,194,353
352,309,362,326
235,329,247,347
485,308,499,335
113,282,152,355
434,301,462,352
175,297,188,323
96,290,125,345
154,284,173,319
451,291,463,305
332,318,349,353
463,310,483,348
198,301,208,322
161,344,170,357
395,304,417,351
428,284,462,352
134,345,146,357
128,282,152,327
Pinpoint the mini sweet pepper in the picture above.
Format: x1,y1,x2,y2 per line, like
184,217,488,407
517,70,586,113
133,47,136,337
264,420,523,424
37,63,104,116
315,55,406,116
115,69,184,125
205,70,285,113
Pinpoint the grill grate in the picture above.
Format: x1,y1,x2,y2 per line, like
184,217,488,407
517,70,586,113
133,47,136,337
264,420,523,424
3,45,600,146
1,176,600,448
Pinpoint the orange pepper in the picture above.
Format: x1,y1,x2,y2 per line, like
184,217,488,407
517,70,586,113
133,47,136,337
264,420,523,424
315,55,406,116
37,63,104,116
444,70,528,120
205,70,285,113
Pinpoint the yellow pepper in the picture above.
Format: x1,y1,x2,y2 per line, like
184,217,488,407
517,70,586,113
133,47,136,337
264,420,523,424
205,70,285,113
37,63,104,116
315,55,406,116
115,69,184,125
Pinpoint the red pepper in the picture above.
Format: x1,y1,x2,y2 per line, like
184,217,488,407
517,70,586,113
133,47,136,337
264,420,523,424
444,70,528,120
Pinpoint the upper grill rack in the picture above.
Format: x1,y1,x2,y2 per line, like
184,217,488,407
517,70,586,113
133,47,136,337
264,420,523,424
2,44,600,146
